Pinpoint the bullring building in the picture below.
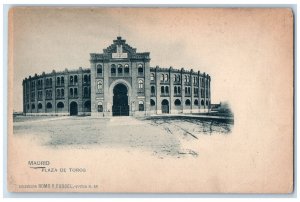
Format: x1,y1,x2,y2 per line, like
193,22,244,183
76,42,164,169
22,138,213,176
22,37,211,117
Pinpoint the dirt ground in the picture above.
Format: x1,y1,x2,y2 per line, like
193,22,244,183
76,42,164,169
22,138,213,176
13,116,232,158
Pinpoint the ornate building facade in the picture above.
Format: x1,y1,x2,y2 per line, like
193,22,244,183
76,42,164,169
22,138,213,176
22,37,211,117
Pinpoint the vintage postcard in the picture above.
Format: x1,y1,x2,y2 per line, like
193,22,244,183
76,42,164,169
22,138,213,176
7,7,293,193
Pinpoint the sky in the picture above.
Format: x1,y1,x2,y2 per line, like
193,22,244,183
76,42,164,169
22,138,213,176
10,7,293,112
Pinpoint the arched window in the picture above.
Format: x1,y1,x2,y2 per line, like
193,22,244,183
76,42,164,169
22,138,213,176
194,87,198,95
178,86,181,93
74,75,78,84
124,64,129,75
177,75,181,82
84,75,88,83
151,73,155,81
97,80,103,92
57,77,60,85
164,74,168,82
57,102,64,108
206,100,208,106
111,64,116,76
174,99,181,106
57,89,60,96
97,102,103,112
70,76,73,84
70,88,73,97
138,64,143,75
38,103,42,109
161,86,164,94
174,86,177,94
61,89,64,97
173,75,177,82
97,64,103,75
49,78,52,85
185,99,191,106
117,64,123,75
84,87,88,97
150,99,155,106
46,102,52,109
61,77,64,84
138,80,144,89
165,86,169,94
201,100,204,106
138,101,144,111
194,99,199,105
31,92,35,100
151,86,155,94
161,74,164,81
74,88,78,97
184,75,187,82
31,104,35,109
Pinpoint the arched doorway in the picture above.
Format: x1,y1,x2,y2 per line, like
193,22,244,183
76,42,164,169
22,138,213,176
83,100,91,112
112,83,129,116
46,102,52,113
161,99,169,114
70,101,78,116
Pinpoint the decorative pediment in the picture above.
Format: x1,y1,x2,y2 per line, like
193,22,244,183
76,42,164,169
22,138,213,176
90,36,150,62
103,36,137,56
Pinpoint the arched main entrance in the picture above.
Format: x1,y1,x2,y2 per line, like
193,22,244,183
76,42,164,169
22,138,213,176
112,83,129,116
161,99,169,114
70,101,78,116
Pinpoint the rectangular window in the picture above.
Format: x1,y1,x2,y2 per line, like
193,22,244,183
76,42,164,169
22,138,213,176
98,105,103,112
139,104,144,111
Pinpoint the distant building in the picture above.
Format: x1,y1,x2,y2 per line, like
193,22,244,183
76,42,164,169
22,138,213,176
22,37,211,117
